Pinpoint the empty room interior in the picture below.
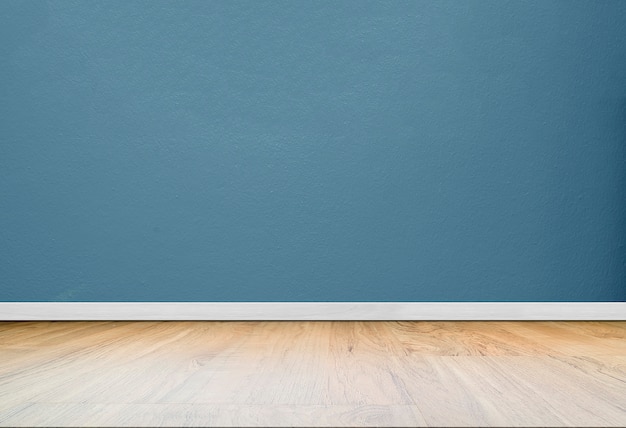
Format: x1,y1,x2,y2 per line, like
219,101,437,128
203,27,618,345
1,1,625,427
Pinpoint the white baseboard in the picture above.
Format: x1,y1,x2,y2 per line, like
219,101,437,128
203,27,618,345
0,302,624,320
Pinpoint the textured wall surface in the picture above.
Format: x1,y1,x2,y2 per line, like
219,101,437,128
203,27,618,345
1,0,625,301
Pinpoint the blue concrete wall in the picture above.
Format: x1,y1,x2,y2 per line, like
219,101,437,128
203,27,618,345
1,0,625,301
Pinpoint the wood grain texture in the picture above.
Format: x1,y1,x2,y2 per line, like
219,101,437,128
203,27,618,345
0,321,625,427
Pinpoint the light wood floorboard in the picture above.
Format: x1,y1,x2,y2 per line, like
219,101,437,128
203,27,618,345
0,321,625,427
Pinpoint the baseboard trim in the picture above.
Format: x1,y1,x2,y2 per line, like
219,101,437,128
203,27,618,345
0,302,624,320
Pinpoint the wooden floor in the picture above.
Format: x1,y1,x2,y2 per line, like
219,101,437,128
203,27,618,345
0,321,625,427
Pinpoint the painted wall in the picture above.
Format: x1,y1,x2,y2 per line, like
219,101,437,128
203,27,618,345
1,0,625,302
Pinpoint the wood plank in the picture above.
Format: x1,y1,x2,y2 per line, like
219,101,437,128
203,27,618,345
388,321,561,356
0,403,425,427
500,322,626,356
0,321,625,426
482,356,626,426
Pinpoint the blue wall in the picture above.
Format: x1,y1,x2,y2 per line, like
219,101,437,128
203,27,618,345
1,0,625,302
